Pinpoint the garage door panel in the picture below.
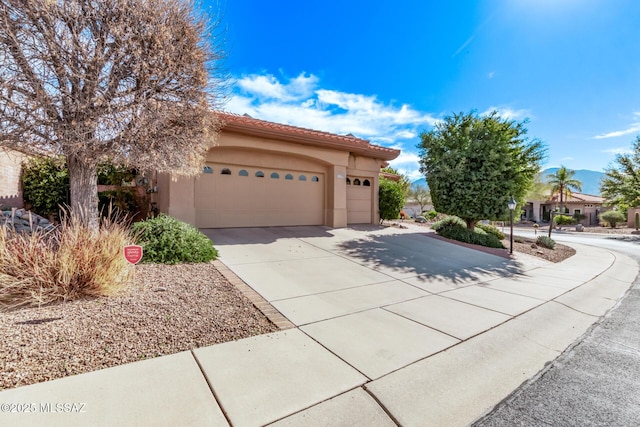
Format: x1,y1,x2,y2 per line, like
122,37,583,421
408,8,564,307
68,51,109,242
195,163,325,228
347,184,372,224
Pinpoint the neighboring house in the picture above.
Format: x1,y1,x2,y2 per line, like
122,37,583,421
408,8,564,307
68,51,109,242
157,112,400,228
0,148,29,209
524,192,605,226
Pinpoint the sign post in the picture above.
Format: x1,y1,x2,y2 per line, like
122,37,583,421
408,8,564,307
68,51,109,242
123,245,143,283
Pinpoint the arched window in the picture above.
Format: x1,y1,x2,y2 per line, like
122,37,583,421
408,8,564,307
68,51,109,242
203,166,213,174
285,173,294,180
363,179,371,186
346,178,351,185
255,171,265,178
312,176,320,182
239,169,249,176
299,175,307,181
353,178,361,186
221,168,231,175
270,172,280,179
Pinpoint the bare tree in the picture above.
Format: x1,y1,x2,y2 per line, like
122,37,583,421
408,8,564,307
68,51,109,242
407,182,431,214
0,0,225,229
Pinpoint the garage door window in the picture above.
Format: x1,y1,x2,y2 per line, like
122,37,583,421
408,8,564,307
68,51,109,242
271,172,280,179
312,176,319,182
256,171,265,178
221,168,231,175
239,169,249,176
203,166,213,174
285,173,294,180
353,178,361,186
299,175,307,181
346,178,351,185
363,179,371,186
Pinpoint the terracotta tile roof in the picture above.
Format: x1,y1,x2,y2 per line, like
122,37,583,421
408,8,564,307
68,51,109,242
546,192,604,203
216,111,400,161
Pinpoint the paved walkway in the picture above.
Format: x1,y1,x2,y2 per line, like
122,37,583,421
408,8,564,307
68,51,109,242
1,225,637,426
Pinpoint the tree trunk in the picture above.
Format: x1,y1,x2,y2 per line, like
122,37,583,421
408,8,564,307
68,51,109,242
465,219,477,229
66,155,99,230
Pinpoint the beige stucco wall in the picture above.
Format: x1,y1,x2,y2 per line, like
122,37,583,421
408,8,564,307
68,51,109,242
628,207,640,229
157,130,388,228
0,149,28,208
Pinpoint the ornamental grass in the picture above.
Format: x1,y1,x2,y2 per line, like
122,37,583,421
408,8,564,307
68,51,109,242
0,214,133,311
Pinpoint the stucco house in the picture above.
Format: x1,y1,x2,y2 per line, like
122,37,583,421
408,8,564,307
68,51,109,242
628,206,640,229
157,112,400,228
525,192,605,226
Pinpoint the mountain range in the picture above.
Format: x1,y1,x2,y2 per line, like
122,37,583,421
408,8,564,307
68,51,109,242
412,168,605,196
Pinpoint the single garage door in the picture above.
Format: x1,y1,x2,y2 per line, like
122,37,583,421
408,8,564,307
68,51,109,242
195,163,325,228
347,177,372,224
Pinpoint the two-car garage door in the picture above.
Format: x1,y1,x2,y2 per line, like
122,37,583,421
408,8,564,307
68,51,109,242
195,163,325,228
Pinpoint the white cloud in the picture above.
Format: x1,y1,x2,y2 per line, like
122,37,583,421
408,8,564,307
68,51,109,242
488,71,496,79
228,72,436,142
602,147,634,155
593,114,640,139
481,106,531,121
561,156,574,161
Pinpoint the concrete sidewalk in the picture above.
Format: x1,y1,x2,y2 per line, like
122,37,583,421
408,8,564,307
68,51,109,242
1,225,637,426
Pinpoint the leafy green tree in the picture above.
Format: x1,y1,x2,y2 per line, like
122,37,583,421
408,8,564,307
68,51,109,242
418,111,545,229
381,166,410,195
526,172,552,201
407,183,431,213
378,178,405,223
546,166,582,213
600,137,640,212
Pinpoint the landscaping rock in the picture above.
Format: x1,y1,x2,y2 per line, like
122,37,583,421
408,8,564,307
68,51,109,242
0,208,56,235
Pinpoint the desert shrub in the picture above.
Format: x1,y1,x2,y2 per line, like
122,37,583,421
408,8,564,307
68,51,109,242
437,224,505,249
599,210,626,228
379,178,406,222
475,223,505,240
554,215,575,226
21,156,69,220
0,215,132,310
431,215,466,232
426,210,439,220
131,214,217,264
536,235,556,249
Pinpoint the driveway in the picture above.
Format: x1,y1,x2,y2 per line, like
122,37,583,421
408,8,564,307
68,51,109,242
204,225,578,378
198,225,637,426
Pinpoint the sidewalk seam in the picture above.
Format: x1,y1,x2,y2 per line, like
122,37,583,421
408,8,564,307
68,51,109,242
362,385,402,426
190,349,234,427
212,259,295,330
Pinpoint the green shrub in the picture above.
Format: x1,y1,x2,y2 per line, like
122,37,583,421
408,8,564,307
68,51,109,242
438,224,505,249
379,178,406,222
554,215,575,226
431,215,466,232
599,210,626,228
536,235,556,249
21,156,69,220
426,210,438,220
97,164,137,185
475,223,505,240
131,214,217,264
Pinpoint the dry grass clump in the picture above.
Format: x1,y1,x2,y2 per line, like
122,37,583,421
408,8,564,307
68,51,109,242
0,217,133,311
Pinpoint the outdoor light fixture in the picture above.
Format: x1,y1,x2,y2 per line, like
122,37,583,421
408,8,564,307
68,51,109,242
508,196,517,254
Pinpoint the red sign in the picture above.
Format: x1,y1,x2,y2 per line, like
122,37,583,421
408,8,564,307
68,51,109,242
123,245,143,265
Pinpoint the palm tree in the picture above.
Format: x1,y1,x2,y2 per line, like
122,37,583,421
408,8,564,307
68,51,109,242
546,166,582,213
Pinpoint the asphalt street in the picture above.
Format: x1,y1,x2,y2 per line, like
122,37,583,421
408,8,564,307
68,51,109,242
474,230,640,426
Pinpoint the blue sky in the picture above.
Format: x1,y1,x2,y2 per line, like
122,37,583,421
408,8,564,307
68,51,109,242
207,0,640,180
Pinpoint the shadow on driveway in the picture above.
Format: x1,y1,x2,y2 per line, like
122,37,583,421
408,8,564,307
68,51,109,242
336,232,525,285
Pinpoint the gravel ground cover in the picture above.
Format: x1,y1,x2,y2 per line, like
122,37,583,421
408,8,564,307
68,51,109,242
0,262,278,391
